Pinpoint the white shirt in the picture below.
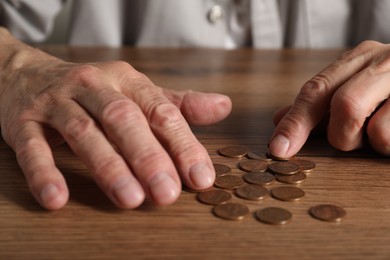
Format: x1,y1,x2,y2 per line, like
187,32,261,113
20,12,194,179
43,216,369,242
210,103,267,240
1,0,390,48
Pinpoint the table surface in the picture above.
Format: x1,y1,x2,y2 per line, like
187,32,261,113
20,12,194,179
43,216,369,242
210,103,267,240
1,47,390,259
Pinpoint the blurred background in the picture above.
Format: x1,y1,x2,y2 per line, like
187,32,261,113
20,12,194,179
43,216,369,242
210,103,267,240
44,0,73,44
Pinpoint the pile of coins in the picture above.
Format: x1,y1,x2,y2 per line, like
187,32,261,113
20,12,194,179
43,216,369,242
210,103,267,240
192,145,346,225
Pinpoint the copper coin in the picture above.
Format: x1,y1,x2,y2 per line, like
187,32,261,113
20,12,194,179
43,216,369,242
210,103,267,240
213,202,249,221
269,161,300,175
271,186,305,201
243,172,275,186
182,186,212,193
309,204,347,222
235,184,269,201
255,207,292,225
218,146,248,158
275,172,307,184
292,159,316,173
213,163,231,176
247,151,273,162
266,152,294,161
197,190,232,205
239,160,269,172
214,175,244,189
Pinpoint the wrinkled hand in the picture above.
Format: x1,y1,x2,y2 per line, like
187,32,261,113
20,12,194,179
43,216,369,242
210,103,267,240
0,42,231,210
269,41,390,157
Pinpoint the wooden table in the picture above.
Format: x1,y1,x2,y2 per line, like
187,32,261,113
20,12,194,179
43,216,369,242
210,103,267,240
1,47,390,259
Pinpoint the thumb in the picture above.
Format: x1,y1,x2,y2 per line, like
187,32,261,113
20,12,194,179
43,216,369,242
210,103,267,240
163,89,232,126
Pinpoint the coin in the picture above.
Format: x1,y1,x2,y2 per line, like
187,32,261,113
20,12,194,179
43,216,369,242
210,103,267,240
275,172,307,184
182,186,212,193
269,161,300,175
213,163,231,176
309,204,347,222
239,160,269,172
235,184,269,201
197,190,232,205
247,151,273,162
243,172,275,186
218,146,248,158
214,175,244,189
255,207,292,225
266,152,294,161
271,186,305,201
213,202,249,221
291,159,316,173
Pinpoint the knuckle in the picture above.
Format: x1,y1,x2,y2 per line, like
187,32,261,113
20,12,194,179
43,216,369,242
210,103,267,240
92,157,126,186
15,135,41,164
148,103,183,129
108,60,150,85
338,49,355,61
66,64,101,88
278,108,309,137
171,142,206,162
111,61,135,73
14,138,51,185
300,75,330,101
24,164,51,189
338,40,382,64
62,115,96,142
127,72,153,91
101,99,143,125
126,71,153,90
132,150,169,180
357,40,382,51
345,41,382,59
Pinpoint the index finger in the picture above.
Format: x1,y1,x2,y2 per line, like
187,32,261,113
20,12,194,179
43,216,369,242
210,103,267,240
268,41,381,158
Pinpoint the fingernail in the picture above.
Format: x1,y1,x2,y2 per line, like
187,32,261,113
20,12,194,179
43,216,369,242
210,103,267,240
269,134,290,157
189,162,214,189
149,173,179,205
113,181,144,208
40,184,60,206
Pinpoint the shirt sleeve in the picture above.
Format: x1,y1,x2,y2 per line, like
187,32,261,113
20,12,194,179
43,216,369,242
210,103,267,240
0,0,63,43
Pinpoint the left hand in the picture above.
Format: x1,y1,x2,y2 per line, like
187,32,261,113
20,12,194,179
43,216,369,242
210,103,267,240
268,40,390,157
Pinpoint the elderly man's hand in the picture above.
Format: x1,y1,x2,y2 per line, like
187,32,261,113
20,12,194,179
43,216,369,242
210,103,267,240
0,28,232,210
269,41,390,157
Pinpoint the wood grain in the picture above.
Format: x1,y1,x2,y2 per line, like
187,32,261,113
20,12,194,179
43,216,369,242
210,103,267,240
1,47,390,259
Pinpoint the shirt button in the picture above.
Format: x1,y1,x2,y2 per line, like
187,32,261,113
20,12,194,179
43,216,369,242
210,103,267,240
207,5,224,24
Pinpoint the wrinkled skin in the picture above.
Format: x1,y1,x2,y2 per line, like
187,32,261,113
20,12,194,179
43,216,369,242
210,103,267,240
1,27,389,210
0,28,232,209
270,40,390,158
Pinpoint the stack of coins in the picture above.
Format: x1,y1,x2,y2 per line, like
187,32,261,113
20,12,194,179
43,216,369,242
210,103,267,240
191,145,346,225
